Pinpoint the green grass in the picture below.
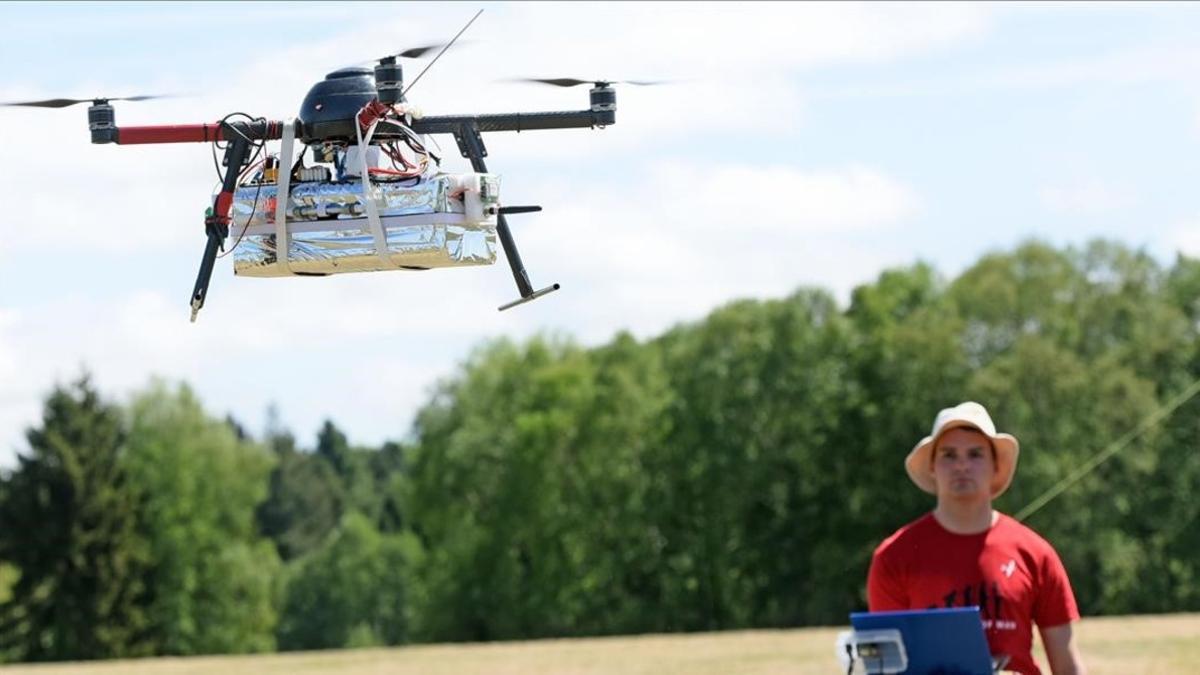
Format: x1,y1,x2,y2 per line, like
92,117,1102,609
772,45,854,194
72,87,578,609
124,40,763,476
2,614,1199,674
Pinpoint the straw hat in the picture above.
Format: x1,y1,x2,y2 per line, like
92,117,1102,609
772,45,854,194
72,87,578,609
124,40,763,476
905,401,1020,498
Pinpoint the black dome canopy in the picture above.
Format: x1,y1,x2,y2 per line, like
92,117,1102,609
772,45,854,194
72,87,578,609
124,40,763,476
298,68,377,144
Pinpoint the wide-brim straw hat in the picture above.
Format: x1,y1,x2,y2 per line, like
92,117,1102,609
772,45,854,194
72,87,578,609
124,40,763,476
905,401,1020,499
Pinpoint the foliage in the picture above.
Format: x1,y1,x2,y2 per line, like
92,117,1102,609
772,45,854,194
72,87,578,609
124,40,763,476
257,449,344,561
0,377,152,661
276,512,420,650
4,239,1200,662
123,381,280,655
400,240,1200,637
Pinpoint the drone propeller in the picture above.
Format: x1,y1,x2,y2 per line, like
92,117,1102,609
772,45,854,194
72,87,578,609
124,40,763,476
508,78,672,88
349,41,469,67
389,43,453,60
367,41,448,63
0,95,172,109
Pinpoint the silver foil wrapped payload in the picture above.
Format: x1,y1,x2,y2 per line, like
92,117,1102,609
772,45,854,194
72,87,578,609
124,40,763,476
228,173,501,277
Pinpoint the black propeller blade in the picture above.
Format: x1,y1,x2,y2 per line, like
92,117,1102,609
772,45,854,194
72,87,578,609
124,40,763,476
394,43,450,59
508,78,672,88
1,95,171,109
354,41,469,66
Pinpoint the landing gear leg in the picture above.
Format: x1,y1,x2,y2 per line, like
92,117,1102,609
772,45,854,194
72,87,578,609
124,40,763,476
454,123,559,311
189,133,250,322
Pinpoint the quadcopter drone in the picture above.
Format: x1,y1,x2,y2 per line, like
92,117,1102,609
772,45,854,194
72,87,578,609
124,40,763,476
3,15,652,321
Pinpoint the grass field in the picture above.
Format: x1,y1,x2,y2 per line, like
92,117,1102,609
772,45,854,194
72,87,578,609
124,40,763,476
2,613,1198,674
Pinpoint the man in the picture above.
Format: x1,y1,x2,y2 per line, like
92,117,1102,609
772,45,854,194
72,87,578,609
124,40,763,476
867,402,1087,675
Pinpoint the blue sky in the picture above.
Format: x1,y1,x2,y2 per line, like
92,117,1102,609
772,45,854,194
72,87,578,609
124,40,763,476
2,2,1198,465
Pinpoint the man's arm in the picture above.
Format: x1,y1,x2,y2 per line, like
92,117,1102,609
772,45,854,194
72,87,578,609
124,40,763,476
1039,622,1086,675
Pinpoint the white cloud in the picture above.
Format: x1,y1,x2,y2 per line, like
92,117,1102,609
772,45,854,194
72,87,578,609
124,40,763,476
1039,180,1137,215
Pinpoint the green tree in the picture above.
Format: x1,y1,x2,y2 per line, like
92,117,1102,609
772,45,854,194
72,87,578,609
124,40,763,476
404,336,596,641
257,450,344,562
403,334,678,641
374,441,409,533
276,512,420,650
317,420,387,526
0,377,151,661
649,289,878,628
555,331,673,635
123,381,280,655
316,420,352,478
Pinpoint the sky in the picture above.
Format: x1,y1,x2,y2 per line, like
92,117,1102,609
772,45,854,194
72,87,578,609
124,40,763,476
1,2,1198,466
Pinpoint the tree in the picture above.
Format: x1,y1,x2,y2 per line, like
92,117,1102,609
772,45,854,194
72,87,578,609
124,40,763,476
402,334,678,640
257,451,345,561
276,512,420,650
316,420,352,477
648,289,865,629
123,381,280,655
317,420,385,526
0,376,151,661
374,441,409,533
404,336,597,641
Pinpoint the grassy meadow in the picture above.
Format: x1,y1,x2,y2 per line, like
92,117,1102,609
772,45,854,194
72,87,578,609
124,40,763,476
1,613,1197,674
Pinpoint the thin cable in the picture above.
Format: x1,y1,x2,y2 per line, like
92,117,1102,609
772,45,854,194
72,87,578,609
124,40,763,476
218,156,268,258
210,112,266,182
401,8,483,98
1015,373,1200,522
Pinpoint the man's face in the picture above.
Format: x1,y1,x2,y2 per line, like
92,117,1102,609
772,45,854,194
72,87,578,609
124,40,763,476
932,427,996,501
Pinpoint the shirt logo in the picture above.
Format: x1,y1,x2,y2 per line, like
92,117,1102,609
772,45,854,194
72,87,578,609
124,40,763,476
1000,559,1017,578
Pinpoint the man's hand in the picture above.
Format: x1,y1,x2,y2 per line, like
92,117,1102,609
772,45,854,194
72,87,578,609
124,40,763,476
1040,622,1086,675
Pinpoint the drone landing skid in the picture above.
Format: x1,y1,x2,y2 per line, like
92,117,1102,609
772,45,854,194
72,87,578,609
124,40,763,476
452,125,559,312
499,283,561,312
494,204,556,311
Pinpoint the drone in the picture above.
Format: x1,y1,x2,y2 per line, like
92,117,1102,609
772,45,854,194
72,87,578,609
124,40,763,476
2,14,656,321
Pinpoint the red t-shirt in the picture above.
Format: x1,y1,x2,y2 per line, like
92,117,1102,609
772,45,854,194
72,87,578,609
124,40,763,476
867,512,1079,675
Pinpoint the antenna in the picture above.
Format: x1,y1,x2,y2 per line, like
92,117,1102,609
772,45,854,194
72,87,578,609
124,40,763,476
402,8,484,98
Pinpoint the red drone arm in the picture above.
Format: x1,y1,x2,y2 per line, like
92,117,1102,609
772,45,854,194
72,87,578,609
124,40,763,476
101,120,288,145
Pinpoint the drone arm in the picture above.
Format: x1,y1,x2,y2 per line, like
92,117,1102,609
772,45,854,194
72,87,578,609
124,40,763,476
93,108,611,144
409,108,614,135
111,123,227,144
93,120,291,145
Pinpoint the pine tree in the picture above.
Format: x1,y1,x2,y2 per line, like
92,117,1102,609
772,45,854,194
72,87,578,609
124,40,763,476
0,376,150,661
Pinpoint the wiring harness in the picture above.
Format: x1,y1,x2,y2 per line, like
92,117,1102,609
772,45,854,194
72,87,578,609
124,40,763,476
354,99,440,181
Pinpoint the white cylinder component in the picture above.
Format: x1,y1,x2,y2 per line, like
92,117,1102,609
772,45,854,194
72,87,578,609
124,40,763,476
461,173,485,222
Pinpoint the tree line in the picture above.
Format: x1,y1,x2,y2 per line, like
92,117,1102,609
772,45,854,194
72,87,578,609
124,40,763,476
2,239,1199,662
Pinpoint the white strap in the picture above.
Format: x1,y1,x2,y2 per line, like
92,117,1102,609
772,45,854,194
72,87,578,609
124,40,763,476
239,211,469,238
274,118,296,275
355,112,397,269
